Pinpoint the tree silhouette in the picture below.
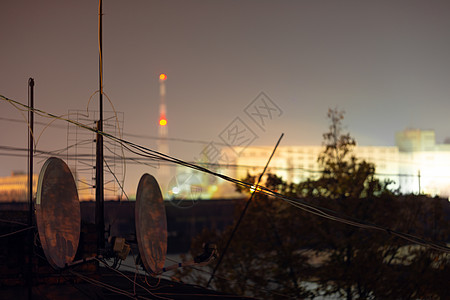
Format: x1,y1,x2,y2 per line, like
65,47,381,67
174,108,450,299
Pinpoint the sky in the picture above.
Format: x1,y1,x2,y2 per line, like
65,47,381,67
2,0,450,195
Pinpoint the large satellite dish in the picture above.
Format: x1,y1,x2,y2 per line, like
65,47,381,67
135,174,167,273
36,157,81,269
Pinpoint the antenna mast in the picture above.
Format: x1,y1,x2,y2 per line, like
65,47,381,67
95,0,105,252
27,78,34,300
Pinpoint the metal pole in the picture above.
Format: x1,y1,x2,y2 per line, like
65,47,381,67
27,77,34,299
206,133,284,288
95,0,105,252
28,78,34,240
99,0,103,125
95,122,104,252
418,169,421,194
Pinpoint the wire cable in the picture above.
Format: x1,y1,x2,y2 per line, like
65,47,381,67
70,270,144,299
0,218,29,226
207,133,284,287
1,95,449,253
165,257,291,299
94,258,173,300
104,157,129,201
0,226,35,238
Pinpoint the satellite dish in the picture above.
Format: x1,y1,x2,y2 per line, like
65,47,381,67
36,157,80,269
135,174,167,273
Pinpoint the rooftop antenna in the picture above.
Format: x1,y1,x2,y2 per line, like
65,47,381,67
35,157,81,269
27,78,34,300
135,174,217,275
95,0,105,252
135,173,167,273
206,133,284,287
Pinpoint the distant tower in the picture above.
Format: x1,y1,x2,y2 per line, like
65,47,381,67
157,74,170,191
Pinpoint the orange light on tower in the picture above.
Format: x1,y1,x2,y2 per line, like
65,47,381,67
157,72,170,189
159,74,168,126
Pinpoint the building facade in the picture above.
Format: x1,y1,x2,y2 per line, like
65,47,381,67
2,129,450,200
220,129,450,198
0,172,38,202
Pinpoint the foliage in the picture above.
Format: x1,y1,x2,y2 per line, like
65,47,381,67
174,108,450,299
174,178,315,299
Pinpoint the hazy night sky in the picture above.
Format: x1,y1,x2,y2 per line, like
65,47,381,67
2,0,450,193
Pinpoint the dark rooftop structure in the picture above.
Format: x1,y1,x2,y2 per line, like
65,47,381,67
0,200,251,299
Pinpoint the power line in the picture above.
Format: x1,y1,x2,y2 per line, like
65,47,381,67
164,256,291,299
1,95,449,254
1,144,448,180
207,133,284,287
0,226,35,238
0,116,227,146
0,116,67,129
3,113,450,179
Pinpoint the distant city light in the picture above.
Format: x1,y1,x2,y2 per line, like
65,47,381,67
159,118,167,126
172,186,180,194
250,185,261,193
159,73,167,81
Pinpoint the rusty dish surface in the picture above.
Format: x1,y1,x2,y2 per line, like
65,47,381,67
36,157,80,269
135,174,167,273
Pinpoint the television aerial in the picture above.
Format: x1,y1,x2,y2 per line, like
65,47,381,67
35,157,81,269
135,173,168,273
135,173,218,275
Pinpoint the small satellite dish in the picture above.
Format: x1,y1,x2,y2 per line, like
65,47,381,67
135,174,168,273
36,157,80,269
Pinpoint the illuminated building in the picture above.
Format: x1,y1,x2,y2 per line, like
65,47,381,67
0,171,94,202
221,129,450,198
396,129,450,196
0,172,37,202
223,145,400,189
